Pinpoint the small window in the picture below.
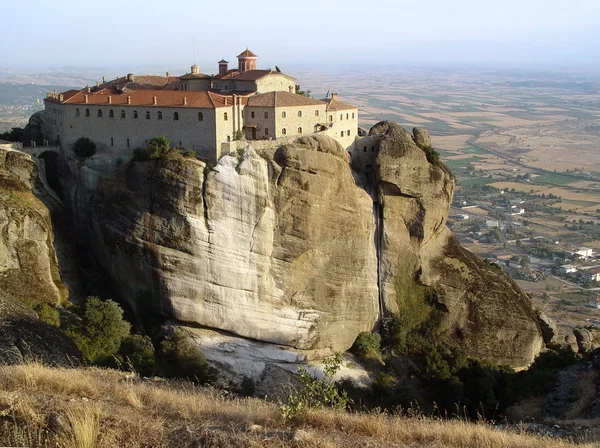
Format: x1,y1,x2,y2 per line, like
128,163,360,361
282,128,286,135
197,112,203,121
224,112,228,121
371,146,375,152
264,111,268,119
174,112,179,120
97,109,103,118
75,108,80,116
251,111,255,118
121,110,126,118
109,109,114,118
329,115,333,122
341,131,344,137
314,125,319,132
315,110,319,117
146,111,151,119
352,112,355,119
127,138,130,148
347,129,351,136
298,127,302,134
111,137,114,147
282,111,287,118
340,114,343,120
363,146,367,153
346,113,349,119
158,111,163,120
298,111,302,117
227,135,231,142
265,128,269,136
134,110,138,119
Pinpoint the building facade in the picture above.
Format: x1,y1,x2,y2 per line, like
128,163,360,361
43,49,360,163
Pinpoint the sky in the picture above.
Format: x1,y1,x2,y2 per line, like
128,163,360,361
3,0,599,72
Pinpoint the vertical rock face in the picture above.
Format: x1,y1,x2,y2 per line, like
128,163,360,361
0,150,65,305
371,122,543,368
89,136,379,353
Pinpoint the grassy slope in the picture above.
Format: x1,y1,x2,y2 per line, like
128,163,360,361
0,363,595,448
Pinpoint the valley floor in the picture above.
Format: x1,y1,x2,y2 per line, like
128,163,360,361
0,363,596,448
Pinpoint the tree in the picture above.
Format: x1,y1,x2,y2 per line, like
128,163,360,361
66,296,131,363
158,331,213,384
295,84,311,97
146,135,171,159
33,303,60,327
72,137,96,158
0,127,24,142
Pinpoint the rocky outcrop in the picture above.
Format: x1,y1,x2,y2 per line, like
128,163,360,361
371,122,543,368
53,123,543,374
0,289,81,365
0,149,66,305
574,328,595,354
538,312,558,345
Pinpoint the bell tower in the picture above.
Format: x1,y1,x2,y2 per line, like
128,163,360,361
237,49,258,73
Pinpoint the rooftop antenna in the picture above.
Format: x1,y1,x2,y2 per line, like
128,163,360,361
325,88,331,99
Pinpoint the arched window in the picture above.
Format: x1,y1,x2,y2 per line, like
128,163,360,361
297,127,302,134
315,110,319,117
265,128,269,136
363,146,367,153
111,137,114,147
146,111,151,119
346,113,349,119
75,108,80,117
347,129,351,136
341,131,344,137
197,112,203,121
121,110,126,118
158,111,163,120
282,111,287,118
224,112,228,121
329,115,333,122
134,110,138,119
227,135,231,142
282,128,287,135
97,109,103,118
174,112,179,121
251,111,255,118
109,109,114,118
352,112,355,119
298,110,302,117
340,114,343,120
85,109,90,116
264,111,268,119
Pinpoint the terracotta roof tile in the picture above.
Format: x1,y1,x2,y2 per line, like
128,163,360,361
321,98,357,111
246,91,325,108
238,49,258,58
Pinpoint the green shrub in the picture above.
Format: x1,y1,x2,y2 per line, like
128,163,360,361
65,296,131,363
133,136,172,161
158,331,213,384
33,303,60,327
352,332,381,358
117,334,157,377
422,146,440,166
72,137,96,158
280,353,350,421
233,130,245,141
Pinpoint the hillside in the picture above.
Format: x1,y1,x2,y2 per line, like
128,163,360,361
1,362,596,448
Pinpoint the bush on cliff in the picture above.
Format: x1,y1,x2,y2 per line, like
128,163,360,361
422,146,441,166
72,137,96,158
352,332,381,359
133,135,173,160
66,296,131,363
33,303,61,327
116,334,158,377
158,331,214,384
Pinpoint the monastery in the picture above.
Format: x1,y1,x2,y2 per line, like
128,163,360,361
43,49,363,163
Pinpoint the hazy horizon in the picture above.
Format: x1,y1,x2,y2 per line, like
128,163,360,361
3,0,599,74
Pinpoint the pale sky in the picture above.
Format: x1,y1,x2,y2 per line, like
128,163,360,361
3,0,599,72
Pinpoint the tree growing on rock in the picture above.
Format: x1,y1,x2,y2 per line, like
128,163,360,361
72,137,96,158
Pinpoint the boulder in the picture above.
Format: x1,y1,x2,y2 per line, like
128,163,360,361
412,127,432,149
574,328,594,354
538,312,558,345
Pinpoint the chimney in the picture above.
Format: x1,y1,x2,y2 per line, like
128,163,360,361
84,95,89,103
153,96,157,105
166,71,170,77
96,80,100,87
183,97,187,105
191,64,199,75
127,96,131,104
224,97,228,105
218,60,228,77
331,92,338,100
107,96,112,104
59,94,64,102
85,86,91,92
126,73,135,82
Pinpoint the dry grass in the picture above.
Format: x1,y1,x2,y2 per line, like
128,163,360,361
0,363,597,447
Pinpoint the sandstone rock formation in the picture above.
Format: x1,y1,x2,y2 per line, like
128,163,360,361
49,122,543,375
0,149,66,305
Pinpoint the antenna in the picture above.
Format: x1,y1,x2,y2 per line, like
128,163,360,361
193,37,196,64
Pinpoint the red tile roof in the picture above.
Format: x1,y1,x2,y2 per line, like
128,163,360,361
321,98,357,111
246,91,326,108
46,89,248,109
99,75,181,91
238,49,257,58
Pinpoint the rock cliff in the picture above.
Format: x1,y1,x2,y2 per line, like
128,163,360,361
51,123,542,374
